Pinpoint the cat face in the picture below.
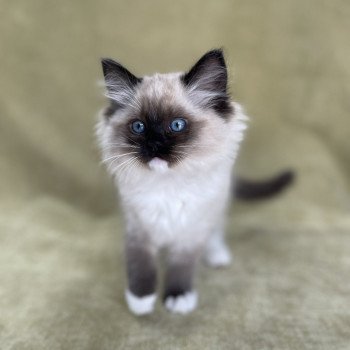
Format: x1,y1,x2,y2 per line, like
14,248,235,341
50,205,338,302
98,49,237,174
112,98,204,166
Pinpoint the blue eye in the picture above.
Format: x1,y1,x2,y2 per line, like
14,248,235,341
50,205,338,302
131,120,145,134
170,118,187,132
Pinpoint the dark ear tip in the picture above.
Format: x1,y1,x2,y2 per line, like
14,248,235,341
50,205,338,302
100,57,142,86
101,58,120,77
197,48,226,68
101,58,109,77
101,58,115,67
206,48,225,59
210,48,224,55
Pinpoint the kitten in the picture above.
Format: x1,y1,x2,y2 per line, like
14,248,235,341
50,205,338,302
96,49,293,315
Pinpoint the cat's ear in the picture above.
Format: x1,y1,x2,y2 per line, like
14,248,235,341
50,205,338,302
101,58,142,110
182,49,232,117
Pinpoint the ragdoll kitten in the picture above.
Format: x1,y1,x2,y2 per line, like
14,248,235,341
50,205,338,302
96,49,293,315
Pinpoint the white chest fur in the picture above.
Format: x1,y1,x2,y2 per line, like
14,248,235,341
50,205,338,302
117,162,233,248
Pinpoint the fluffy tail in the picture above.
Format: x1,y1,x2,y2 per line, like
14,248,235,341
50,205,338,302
234,170,295,201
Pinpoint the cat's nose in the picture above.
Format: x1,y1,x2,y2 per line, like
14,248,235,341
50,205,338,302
147,141,163,153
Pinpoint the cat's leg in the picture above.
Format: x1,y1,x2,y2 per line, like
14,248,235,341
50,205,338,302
163,249,198,314
125,235,157,316
204,229,232,268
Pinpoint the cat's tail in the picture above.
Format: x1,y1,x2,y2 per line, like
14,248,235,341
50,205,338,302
234,170,295,201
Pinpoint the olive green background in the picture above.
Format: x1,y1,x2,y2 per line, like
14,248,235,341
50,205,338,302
1,1,349,349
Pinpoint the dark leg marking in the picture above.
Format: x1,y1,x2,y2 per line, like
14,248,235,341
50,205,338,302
163,253,196,301
126,240,157,297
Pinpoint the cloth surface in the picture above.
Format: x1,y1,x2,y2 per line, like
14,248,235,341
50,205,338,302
1,1,349,349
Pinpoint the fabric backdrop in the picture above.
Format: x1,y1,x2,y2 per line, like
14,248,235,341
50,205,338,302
1,0,349,349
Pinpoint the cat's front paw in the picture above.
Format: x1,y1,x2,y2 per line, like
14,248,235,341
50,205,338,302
125,289,157,316
164,291,198,314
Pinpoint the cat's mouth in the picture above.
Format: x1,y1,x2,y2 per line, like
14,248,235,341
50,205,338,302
148,157,169,173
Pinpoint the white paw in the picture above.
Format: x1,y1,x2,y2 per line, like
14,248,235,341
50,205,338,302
164,291,198,314
205,245,232,267
125,289,156,316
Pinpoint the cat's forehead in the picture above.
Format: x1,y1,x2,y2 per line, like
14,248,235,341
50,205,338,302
127,72,196,121
137,72,185,100
109,71,219,124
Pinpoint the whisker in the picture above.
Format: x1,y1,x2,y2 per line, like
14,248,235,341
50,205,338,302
172,153,188,159
107,154,136,170
177,144,211,149
172,154,183,165
119,157,140,173
112,156,138,172
103,143,139,149
102,146,138,153
105,142,136,146
101,152,138,164
125,136,139,146
173,150,189,155
123,157,140,174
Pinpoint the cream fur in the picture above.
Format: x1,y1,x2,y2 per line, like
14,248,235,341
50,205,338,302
96,71,248,313
97,94,247,250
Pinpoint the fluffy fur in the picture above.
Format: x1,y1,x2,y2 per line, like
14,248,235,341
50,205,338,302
97,98,247,247
96,49,248,315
